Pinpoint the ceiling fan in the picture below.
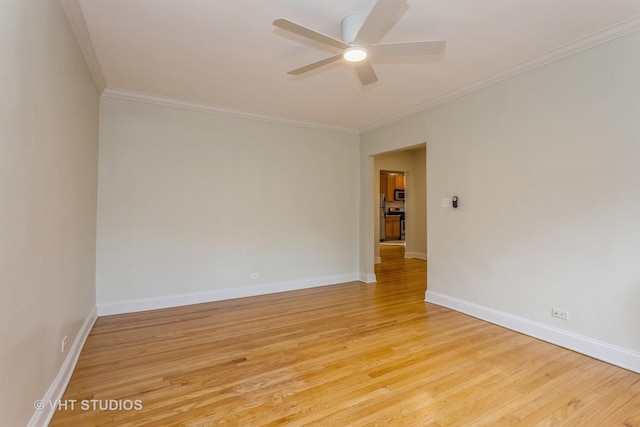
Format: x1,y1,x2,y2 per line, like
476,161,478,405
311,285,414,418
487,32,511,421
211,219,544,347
273,0,446,86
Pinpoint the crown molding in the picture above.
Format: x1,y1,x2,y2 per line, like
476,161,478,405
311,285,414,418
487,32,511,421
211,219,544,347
360,15,640,134
60,0,106,92
102,88,360,135
60,0,640,137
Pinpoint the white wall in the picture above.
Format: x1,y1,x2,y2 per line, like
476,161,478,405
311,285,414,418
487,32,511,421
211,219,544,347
97,97,360,312
0,1,99,425
361,31,640,364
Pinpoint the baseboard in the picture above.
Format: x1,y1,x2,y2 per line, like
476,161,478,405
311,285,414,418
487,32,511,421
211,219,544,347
98,273,361,316
360,272,377,283
425,290,640,374
28,306,97,427
405,252,427,260
374,257,381,264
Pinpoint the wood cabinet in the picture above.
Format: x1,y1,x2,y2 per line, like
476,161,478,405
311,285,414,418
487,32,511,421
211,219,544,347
385,216,401,240
387,176,396,201
380,173,388,196
381,172,405,202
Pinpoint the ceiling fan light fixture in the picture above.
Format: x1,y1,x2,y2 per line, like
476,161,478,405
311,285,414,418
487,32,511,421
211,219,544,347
343,47,367,62
273,0,446,85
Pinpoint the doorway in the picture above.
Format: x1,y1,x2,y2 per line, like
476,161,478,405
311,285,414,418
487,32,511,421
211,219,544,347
373,146,426,265
380,170,405,244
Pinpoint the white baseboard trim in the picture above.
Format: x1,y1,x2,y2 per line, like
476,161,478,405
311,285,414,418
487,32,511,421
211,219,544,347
360,272,377,283
425,290,640,374
374,257,381,264
28,306,97,427
405,252,427,260
98,274,360,316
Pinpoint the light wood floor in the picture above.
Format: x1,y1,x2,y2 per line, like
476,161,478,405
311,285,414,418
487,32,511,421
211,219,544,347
52,246,640,426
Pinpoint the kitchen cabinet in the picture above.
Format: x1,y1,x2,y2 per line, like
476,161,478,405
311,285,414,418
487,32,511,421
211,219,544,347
380,173,388,196
386,176,396,201
381,172,405,202
385,216,401,240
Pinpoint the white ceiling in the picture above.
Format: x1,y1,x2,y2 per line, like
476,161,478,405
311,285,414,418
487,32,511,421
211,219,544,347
62,0,640,133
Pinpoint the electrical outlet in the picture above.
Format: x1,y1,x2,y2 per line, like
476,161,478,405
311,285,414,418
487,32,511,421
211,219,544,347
61,336,68,353
250,273,259,279
552,308,569,320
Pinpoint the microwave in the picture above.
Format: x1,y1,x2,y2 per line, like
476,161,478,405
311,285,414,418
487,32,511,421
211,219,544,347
394,189,405,201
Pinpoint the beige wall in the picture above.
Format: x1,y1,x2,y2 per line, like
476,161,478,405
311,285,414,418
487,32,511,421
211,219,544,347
361,31,640,359
411,147,427,257
97,97,360,310
0,1,99,425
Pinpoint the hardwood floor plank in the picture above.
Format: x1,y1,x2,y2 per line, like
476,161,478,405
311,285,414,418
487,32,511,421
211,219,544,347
50,245,640,426
600,386,640,426
532,370,640,426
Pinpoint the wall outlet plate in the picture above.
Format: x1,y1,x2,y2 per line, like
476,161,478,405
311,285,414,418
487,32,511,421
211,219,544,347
552,308,569,320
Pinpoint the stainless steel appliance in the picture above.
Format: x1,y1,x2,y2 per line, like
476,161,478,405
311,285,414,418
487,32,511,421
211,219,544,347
394,189,405,201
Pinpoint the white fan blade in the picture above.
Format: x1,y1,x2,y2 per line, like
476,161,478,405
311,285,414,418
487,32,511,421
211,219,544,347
273,18,349,50
369,40,446,56
287,54,343,75
354,60,378,85
355,0,407,45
